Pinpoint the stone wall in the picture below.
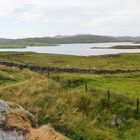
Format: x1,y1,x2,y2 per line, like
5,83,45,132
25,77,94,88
0,61,140,74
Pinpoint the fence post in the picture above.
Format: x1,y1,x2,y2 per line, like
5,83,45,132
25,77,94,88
107,90,110,100
56,75,59,82
136,98,139,113
47,72,50,78
68,80,71,89
85,83,88,91
41,71,42,75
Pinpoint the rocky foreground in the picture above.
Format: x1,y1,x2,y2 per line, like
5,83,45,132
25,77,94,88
0,100,67,140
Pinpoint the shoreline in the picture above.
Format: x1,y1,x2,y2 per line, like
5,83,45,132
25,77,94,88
91,45,140,49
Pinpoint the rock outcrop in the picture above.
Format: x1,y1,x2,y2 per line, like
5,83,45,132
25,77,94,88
0,100,67,140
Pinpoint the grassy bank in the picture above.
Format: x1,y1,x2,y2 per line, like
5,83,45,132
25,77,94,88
0,65,140,140
92,45,140,49
112,45,140,49
0,41,56,48
0,52,140,70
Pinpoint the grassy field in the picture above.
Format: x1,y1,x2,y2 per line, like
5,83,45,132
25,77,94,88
91,45,140,49
0,41,56,48
0,65,140,140
0,52,140,139
111,45,140,49
0,52,140,70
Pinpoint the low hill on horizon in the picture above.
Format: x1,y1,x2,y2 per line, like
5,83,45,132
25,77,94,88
0,38,12,43
1,34,140,48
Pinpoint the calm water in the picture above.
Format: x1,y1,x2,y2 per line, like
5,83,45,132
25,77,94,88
0,42,140,56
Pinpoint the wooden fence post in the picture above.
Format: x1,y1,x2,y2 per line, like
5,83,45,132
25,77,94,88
107,90,110,100
56,75,59,82
136,98,139,113
68,80,71,89
85,83,88,91
47,72,50,78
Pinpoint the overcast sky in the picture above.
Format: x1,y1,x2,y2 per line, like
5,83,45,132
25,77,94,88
0,0,140,38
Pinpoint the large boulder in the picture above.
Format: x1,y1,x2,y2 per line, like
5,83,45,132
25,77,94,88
0,100,67,140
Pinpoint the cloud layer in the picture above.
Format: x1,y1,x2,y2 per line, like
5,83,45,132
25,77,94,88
0,0,140,38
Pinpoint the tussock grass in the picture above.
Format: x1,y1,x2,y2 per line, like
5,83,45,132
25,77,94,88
5,109,35,130
28,125,68,140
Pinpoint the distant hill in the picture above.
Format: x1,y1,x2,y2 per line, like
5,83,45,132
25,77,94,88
16,34,122,44
116,36,140,42
0,35,140,48
0,38,12,43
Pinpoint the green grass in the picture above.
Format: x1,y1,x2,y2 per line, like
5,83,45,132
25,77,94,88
0,65,140,140
0,52,139,70
0,52,139,139
92,45,140,49
112,45,140,49
59,72,140,99
0,41,56,48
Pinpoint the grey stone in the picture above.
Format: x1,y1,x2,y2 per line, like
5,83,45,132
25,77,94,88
0,100,37,140
0,100,9,121
0,100,9,112
111,115,121,127
8,76,15,81
0,130,25,140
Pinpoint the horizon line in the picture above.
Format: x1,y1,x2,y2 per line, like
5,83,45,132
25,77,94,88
0,34,140,40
